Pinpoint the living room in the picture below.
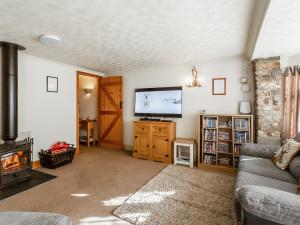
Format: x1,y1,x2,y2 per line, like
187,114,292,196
0,0,299,225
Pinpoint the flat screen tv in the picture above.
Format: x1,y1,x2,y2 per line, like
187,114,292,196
134,86,182,118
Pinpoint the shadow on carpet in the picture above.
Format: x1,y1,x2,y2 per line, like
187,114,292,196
0,170,56,201
113,165,236,225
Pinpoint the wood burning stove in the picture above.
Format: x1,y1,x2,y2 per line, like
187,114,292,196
0,42,33,189
0,138,33,188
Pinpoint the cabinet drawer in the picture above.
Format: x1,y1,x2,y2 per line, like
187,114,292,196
135,125,150,134
152,126,169,135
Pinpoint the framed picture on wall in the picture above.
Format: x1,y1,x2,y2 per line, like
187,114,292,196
47,76,58,93
212,78,226,95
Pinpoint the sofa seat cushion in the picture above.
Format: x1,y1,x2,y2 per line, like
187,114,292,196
0,212,72,225
239,155,297,184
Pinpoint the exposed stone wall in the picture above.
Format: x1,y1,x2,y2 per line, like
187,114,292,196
253,57,282,146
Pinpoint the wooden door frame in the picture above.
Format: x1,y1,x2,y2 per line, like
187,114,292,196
76,71,102,154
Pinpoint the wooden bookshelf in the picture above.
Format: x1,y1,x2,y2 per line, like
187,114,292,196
198,114,253,171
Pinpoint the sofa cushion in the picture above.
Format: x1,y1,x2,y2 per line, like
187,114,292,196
272,139,300,170
240,143,280,159
239,155,297,184
0,212,72,225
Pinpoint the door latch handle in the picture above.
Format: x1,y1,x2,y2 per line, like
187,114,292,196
120,101,123,109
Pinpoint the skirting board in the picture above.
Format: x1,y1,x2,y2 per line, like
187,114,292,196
32,160,41,169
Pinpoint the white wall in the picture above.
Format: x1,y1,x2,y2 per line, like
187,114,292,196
119,56,253,149
280,54,300,68
79,75,98,120
79,75,99,140
0,52,101,161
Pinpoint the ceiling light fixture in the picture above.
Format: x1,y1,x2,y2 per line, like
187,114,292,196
186,66,202,87
39,34,61,47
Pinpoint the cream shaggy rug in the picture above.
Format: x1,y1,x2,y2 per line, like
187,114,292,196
113,165,236,225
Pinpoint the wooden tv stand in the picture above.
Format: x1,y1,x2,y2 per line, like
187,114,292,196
133,121,176,163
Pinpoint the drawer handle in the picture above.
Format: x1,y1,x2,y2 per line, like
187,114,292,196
146,144,149,147
134,150,137,153
135,136,138,138
152,145,155,148
159,128,161,131
165,139,169,141
142,127,144,130
165,154,169,158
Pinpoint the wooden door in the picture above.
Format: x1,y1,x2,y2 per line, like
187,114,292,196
151,134,170,162
134,134,151,158
99,76,123,150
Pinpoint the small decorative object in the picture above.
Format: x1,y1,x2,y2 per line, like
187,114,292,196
239,101,251,114
200,109,206,114
84,88,93,94
240,77,247,83
47,76,58,92
186,66,202,87
241,84,251,93
212,78,226,95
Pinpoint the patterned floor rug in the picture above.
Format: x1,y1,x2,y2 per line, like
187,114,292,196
113,165,236,225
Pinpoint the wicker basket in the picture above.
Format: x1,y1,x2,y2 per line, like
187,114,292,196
38,146,76,169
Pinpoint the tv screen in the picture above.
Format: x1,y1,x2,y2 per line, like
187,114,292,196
134,86,182,118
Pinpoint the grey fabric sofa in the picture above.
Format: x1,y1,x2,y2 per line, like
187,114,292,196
0,211,72,225
234,133,300,225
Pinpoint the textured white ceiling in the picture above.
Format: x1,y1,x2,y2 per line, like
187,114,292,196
0,0,256,73
253,0,300,59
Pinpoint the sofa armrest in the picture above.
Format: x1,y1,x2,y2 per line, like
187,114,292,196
240,143,280,159
238,185,300,225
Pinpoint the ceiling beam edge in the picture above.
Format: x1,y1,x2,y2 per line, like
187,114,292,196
245,0,271,60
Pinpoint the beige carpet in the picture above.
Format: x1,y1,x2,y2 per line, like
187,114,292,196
0,146,166,225
113,165,236,225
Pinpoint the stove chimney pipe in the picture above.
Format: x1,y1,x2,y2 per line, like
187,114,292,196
0,42,25,143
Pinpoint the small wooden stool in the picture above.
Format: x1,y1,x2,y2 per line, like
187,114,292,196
173,138,197,168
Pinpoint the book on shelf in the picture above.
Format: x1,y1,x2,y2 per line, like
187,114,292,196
204,129,216,141
204,142,216,153
218,120,232,128
234,118,249,130
203,118,217,128
203,155,216,165
218,142,230,153
218,157,231,166
218,131,230,140
234,131,249,143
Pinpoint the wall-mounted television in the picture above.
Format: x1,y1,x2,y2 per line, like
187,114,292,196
134,86,182,118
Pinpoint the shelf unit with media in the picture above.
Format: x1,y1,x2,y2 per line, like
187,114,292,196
198,114,253,171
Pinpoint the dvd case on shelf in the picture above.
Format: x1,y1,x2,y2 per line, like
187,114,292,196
204,129,216,141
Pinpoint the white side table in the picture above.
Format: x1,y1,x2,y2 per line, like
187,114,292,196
173,138,196,168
